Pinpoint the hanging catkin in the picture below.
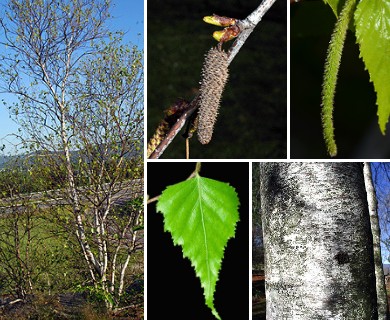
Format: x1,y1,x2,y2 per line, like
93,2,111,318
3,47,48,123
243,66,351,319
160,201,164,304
197,47,229,145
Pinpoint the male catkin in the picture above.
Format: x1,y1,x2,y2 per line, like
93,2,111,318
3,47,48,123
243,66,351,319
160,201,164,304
197,47,229,145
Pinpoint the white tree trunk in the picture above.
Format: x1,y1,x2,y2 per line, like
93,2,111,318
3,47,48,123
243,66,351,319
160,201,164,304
260,162,377,319
363,162,388,319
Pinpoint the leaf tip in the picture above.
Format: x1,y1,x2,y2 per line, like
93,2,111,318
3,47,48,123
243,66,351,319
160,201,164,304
211,308,222,320
379,121,387,136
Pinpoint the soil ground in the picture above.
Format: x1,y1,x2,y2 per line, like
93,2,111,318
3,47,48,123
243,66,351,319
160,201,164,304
252,274,265,320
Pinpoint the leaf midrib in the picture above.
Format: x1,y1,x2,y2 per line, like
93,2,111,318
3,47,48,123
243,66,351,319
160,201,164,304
196,175,211,298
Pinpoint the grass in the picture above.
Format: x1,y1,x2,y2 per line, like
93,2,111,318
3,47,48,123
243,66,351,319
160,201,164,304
0,206,144,319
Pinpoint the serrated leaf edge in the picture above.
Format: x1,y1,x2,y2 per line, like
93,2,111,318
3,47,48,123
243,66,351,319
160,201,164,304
354,0,390,134
156,174,240,320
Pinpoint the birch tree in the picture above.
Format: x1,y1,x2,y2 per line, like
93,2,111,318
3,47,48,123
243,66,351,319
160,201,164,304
363,162,388,319
259,162,378,319
372,163,390,262
0,0,143,310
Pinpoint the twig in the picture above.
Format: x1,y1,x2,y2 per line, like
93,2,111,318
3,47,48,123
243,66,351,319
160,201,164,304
228,0,277,64
113,302,143,312
147,195,160,204
187,162,202,179
0,298,23,308
186,138,190,159
147,0,277,159
148,96,199,159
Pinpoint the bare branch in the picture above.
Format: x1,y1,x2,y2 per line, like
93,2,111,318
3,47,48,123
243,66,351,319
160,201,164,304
228,0,277,64
148,96,198,159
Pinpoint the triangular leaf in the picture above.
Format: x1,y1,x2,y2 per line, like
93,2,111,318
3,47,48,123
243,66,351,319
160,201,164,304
156,174,240,319
323,0,342,16
355,0,390,134
323,0,356,30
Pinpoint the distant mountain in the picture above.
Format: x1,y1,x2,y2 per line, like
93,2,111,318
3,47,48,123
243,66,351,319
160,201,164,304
0,155,7,167
0,154,20,168
0,140,143,170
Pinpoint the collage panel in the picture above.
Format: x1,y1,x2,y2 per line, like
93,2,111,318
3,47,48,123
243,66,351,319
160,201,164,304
0,0,144,318
147,162,249,319
291,1,390,158
3,0,390,319
147,0,287,159
252,162,390,319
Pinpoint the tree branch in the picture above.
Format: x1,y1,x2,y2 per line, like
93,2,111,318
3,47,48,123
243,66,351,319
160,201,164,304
147,0,277,159
228,0,277,64
148,96,199,159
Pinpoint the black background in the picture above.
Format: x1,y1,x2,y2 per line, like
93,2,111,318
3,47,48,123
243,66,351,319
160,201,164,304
147,162,249,319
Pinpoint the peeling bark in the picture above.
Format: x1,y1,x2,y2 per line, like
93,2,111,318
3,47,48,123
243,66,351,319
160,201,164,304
260,162,377,319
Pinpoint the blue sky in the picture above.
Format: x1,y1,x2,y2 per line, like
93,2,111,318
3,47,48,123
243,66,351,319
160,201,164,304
109,0,144,49
371,163,390,264
0,0,144,154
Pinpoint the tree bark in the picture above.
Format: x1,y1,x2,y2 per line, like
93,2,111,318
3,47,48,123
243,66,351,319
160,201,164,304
260,162,377,319
363,162,388,319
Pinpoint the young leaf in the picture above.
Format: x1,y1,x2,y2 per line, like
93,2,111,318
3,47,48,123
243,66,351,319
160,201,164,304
355,0,390,134
156,174,240,319
323,0,342,17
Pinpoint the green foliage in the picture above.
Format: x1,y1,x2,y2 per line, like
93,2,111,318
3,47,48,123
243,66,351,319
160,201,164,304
320,0,390,155
0,208,86,298
157,174,240,319
76,283,114,307
0,156,62,196
355,0,390,134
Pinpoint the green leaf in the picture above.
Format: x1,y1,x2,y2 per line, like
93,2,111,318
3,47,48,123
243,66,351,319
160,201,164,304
156,174,240,319
323,0,342,16
355,0,390,134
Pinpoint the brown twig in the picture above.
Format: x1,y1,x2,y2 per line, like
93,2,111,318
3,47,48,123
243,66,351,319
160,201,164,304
148,96,199,159
186,138,190,159
147,195,160,204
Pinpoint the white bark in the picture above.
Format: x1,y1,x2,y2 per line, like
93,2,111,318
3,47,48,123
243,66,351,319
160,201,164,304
118,209,141,297
33,24,102,281
260,162,377,319
363,162,388,319
229,0,277,63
